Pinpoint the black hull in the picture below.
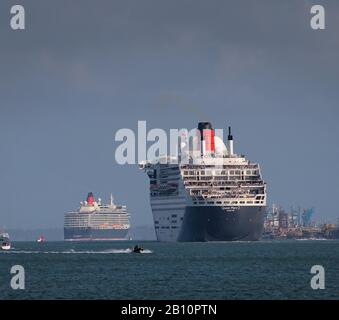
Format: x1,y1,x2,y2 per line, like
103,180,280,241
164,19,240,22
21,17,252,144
178,206,265,242
64,227,130,241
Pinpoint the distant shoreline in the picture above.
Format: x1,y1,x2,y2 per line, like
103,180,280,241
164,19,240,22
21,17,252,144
5,225,156,241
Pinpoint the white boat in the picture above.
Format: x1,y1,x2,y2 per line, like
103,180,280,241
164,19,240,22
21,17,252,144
0,232,11,250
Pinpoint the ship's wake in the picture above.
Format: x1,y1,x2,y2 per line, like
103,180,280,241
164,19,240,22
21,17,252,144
1,248,153,254
101,248,152,254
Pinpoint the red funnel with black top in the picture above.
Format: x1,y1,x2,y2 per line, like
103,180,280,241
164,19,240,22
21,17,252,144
198,122,215,154
87,192,95,205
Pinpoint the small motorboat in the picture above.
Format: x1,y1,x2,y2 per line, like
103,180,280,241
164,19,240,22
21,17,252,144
0,232,11,250
132,245,144,253
1,242,11,250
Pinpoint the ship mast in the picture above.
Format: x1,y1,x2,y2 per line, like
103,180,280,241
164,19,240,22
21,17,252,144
228,126,234,156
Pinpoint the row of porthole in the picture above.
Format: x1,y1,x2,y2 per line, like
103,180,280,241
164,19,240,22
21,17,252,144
155,226,178,229
193,201,265,205
183,170,259,176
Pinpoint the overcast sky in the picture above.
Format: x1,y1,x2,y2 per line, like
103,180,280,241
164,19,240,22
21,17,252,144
0,0,338,229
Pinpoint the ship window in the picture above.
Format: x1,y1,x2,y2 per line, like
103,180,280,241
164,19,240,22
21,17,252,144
248,201,253,204
154,221,159,224
246,170,251,175
207,201,214,204
231,201,238,204
216,201,222,204
255,201,260,204
171,214,177,217
230,170,234,175
240,201,245,204
235,170,241,175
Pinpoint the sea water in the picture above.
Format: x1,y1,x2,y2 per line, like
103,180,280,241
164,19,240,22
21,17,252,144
1,240,339,299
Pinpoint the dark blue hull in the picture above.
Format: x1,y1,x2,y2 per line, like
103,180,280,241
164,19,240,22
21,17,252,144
64,227,130,241
178,206,265,241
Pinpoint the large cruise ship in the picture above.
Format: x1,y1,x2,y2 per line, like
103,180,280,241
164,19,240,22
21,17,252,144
64,192,131,241
140,122,267,242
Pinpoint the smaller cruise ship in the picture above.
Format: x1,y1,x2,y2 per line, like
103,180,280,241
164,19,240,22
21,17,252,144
64,192,131,241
